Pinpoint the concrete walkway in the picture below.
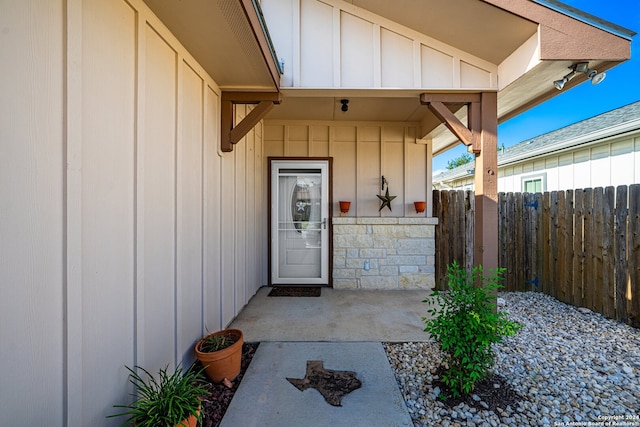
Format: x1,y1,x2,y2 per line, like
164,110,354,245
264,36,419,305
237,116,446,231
221,287,436,426
220,342,413,427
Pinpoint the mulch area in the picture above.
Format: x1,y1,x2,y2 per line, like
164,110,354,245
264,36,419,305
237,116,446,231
432,366,521,414
197,342,258,427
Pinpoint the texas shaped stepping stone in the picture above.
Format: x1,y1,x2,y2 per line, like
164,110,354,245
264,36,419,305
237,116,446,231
286,360,362,406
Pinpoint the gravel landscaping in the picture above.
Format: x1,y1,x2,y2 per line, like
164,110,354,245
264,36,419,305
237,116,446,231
384,292,640,427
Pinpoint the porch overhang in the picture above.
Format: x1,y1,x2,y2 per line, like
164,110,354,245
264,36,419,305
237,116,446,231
265,0,634,157
143,0,284,152
143,0,281,92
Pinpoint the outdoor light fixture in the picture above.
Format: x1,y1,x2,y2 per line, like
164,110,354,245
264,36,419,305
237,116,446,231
553,62,606,90
340,99,349,112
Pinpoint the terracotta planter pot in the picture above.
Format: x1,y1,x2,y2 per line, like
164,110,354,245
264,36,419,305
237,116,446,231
339,201,351,214
195,329,244,383
414,201,426,213
175,410,198,427
133,404,199,427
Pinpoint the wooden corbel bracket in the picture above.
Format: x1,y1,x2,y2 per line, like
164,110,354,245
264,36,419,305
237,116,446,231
420,93,481,154
221,92,282,152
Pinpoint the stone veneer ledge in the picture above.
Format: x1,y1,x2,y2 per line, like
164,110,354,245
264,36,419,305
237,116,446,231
332,217,438,290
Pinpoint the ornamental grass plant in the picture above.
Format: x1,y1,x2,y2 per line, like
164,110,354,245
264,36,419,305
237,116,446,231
109,364,208,426
423,261,521,398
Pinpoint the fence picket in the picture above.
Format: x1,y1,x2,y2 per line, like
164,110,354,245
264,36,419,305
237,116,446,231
629,184,640,328
602,187,615,318
542,192,551,295
615,186,628,323
557,191,568,303
573,190,585,308
465,191,474,272
564,190,574,306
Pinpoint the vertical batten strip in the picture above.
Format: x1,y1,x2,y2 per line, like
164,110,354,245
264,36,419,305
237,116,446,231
64,0,83,424
426,140,433,217
403,127,409,216
200,77,206,337
453,57,461,89
174,53,183,368
292,0,301,87
372,24,381,87
413,41,421,88
134,12,147,370
333,7,341,87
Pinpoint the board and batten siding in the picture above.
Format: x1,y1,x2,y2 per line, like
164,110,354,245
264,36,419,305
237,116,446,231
261,0,497,90
0,1,266,426
264,121,433,217
499,134,640,192
441,133,640,192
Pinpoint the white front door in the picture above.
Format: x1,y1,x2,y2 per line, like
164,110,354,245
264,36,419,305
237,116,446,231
270,160,330,285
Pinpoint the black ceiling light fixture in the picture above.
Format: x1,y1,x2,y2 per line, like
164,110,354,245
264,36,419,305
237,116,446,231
553,62,606,90
340,99,349,112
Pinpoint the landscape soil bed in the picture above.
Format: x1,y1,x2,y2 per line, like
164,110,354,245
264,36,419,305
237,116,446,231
197,342,258,427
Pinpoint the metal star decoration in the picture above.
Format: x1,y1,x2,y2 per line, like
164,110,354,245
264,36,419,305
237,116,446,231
287,360,362,406
377,187,397,212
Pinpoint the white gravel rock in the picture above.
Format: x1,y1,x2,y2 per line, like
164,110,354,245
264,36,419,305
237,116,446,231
384,292,640,426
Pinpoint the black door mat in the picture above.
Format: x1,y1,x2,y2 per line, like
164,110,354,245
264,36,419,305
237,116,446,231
268,286,322,297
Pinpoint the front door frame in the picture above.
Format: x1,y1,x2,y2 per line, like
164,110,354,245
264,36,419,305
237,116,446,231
268,157,333,286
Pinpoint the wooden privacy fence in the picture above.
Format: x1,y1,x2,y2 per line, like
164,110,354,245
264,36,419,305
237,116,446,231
433,186,640,328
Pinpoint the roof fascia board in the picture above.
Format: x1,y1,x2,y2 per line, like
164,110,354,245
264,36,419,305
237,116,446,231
531,0,636,40
481,0,632,61
240,0,282,89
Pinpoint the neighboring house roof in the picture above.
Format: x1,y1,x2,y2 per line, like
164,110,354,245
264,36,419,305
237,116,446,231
434,100,640,183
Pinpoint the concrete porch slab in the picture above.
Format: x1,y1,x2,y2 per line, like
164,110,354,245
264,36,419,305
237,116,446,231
227,287,434,342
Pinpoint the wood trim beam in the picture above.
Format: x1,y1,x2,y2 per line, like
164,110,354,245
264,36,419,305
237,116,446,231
421,93,482,151
420,93,481,104
421,92,498,271
229,101,274,144
468,101,481,154
474,92,499,272
222,91,283,103
221,92,282,152
426,101,475,147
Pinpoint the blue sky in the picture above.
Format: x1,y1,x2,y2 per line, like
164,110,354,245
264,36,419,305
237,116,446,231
432,0,640,172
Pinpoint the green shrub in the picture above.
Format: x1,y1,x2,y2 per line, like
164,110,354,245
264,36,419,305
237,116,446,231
423,261,521,398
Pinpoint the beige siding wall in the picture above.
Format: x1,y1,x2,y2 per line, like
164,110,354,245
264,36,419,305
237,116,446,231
261,0,497,90
0,1,266,426
0,1,66,425
439,132,640,192
264,121,433,217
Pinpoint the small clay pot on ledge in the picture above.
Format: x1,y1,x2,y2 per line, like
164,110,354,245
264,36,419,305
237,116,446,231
414,201,426,214
339,201,351,215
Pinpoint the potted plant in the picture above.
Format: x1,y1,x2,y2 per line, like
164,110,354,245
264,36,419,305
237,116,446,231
108,364,208,427
195,329,244,383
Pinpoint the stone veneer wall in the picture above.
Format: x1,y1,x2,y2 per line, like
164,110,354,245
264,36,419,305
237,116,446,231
332,217,438,289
